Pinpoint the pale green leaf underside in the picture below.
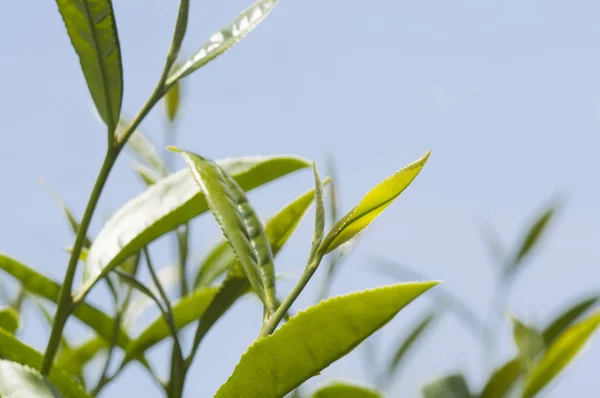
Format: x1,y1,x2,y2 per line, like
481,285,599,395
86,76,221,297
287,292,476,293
312,382,382,398
167,0,278,85
0,254,131,349
0,359,59,398
523,312,600,398
191,185,322,343
82,155,309,296
215,281,438,398
55,0,122,129
422,374,472,398
125,287,218,359
0,331,90,397
178,150,276,311
194,182,322,288
320,151,430,254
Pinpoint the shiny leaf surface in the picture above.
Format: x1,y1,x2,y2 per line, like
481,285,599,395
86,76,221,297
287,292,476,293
82,155,309,297
167,0,278,85
318,151,430,254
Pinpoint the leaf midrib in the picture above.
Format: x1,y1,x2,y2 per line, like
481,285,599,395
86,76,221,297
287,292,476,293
79,0,116,129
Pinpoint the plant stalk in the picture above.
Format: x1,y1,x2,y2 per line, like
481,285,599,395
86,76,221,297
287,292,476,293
260,253,324,337
41,151,116,375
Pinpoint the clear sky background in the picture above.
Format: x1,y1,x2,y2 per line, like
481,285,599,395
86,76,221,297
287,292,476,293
1,0,599,397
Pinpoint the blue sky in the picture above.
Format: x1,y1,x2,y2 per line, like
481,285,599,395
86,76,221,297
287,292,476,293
1,0,599,396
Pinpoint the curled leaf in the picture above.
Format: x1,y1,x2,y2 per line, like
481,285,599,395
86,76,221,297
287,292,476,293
175,149,277,314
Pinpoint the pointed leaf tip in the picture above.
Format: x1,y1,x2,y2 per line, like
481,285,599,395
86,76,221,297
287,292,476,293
318,151,430,254
166,145,181,153
215,281,438,398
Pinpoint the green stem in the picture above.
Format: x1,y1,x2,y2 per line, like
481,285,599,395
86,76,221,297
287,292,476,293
41,151,116,375
175,225,189,297
260,253,324,337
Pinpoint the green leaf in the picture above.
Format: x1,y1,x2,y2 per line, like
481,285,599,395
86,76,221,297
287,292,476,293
167,0,278,86
312,382,382,398
480,298,599,398
307,163,325,263
82,155,309,297
0,254,131,350
162,0,189,73
165,79,181,122
0,359,60,398
175,149,277,314
523,312,600,398
511,316,544,369
0,307,19,334
55,337,105,379
385,312,435,380
125,287,218,360
479,359,522,398
189,184,326,350
505,202,559,278
318,151,430,254
0,330,91,397
40,180,92,248
422,374,472,398
214,281,438,398
542,295,599,346
194,182,324,288
55,0,123,131
193,241,233,288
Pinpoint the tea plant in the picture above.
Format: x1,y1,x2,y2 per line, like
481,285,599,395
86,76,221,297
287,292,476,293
368,200,600,397
0,1,437,397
